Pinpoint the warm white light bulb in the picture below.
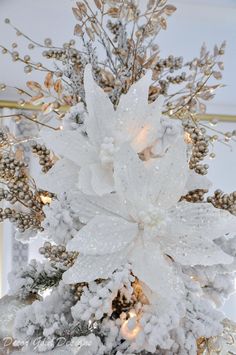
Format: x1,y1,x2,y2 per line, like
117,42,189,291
38,288,52,299
121,311,141,341
40,194,52,205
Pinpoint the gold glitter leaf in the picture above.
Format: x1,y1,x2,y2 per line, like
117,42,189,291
143,53,159,68
30,94,44,106
54,79,63,94
157,0,167,6
160,17,167,30
94,0,102,10
213,71,222,80
76,1,87,15
199,102,206,114
163,4,177,15
15,148,24,161
74,24,83,37
26,81,42,92
108,7,120,18
44,72,53,89
214,44,219,56
72,7,83,21
63,95,74,106
91,22,101,35
86,27,95,41
147,0,155,10
217,62,224,70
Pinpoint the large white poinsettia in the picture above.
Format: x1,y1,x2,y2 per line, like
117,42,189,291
41,65,163,195
63,138,236,307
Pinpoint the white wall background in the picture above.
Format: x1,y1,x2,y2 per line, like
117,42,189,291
0,0,235,114
0,0,236,318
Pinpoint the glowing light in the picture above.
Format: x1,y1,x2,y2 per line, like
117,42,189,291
38,288,52,299
131,124,152,152
190,275,197,281
121,310,141,341
184,132,192,144
40,194,52,205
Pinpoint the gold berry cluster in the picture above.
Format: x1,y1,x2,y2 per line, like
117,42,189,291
207,190,236,216
39,241,79,268
31,143,54,173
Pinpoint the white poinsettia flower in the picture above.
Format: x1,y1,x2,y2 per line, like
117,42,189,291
42,65,164,195
63,138,236,308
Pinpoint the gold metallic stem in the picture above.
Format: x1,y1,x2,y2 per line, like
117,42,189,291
197,113,236,123
0,100,40,111
0,100,236,122
0,100,68,112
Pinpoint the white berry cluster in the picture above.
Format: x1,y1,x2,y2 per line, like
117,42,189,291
72,265,134,322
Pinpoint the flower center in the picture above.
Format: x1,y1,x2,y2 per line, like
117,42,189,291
99,137,117,165
138,205,166,229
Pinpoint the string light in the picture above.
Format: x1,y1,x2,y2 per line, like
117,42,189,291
40,194,52,205
38,288,52,299
184,131,193,144
121,310,141,341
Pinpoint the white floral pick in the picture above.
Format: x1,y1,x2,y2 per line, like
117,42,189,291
63,138,236,311
41,64,164,196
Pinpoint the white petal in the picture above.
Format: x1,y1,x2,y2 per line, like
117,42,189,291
114,139,188,214
63,252,127,284
130,97,164,152
129,239,184,304
114,144,148,214
42,128,97,166
147,136,188,209
68,215,137,255
90,163,114,195
78,166,95,195
36,158,78,194
117,70,152,115
160,233,233,266
184,170,212,193
84,64,116,145
166,201,236,240
151,117,182,157
116,72,164,152
70,191,129,224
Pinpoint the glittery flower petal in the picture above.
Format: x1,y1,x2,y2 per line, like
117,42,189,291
114,143,149,214
114,138,188,214
160,233,233,266
151,117,182,156
116,71,163,152
42,129,97,166
166,201,236,240
90,163,114,196
84,64,116,146
122,98,163,152
70,191,128,224
130,97,164,153
147,137,188,209
67,215,137,255
117,70,152,120
35,158,78,194
78,165,95,195
130,239,184,306
63,251,127,284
